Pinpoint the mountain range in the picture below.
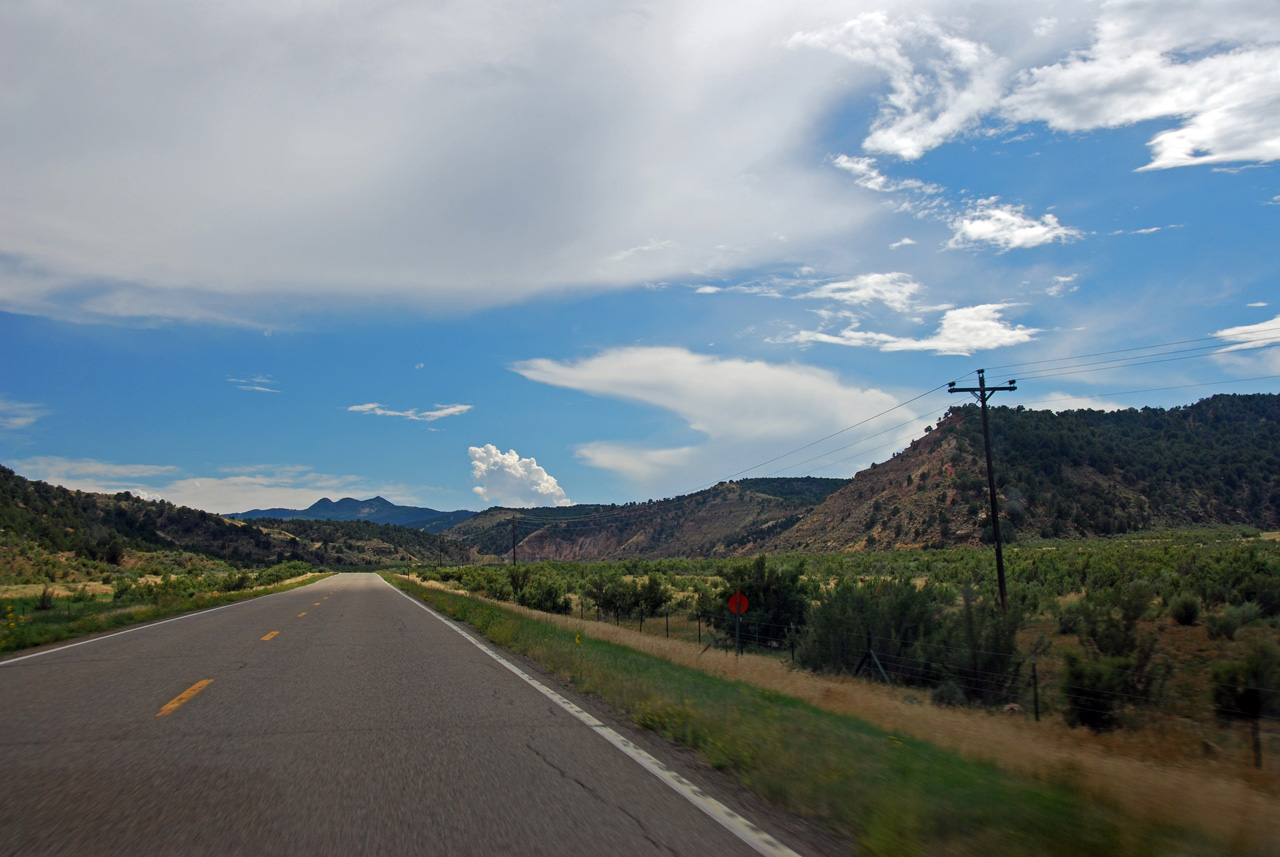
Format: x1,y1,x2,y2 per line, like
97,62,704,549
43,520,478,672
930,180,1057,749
4,392,1276,568
228,496,475,533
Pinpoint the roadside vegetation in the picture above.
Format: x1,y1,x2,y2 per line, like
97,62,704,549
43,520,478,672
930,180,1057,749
387,573,1246,856
0,548,330,653
401,528,1280,852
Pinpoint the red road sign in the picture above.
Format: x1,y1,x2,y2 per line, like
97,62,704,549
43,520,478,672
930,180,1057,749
728,591,749,615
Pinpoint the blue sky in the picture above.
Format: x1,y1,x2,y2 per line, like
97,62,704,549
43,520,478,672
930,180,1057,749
2,0,1278,514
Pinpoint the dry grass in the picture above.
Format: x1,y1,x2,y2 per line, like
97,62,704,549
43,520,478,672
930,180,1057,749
0,581,112,598
412,575,1280,852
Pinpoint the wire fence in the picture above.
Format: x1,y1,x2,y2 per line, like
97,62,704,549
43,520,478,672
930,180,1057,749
584,605,1280,740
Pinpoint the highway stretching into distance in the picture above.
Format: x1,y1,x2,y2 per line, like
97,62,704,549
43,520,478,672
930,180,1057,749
0,573,828,856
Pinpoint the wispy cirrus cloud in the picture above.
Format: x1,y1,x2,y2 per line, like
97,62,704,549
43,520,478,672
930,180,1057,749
10,457,418,513
513,346,912,492
348,402,472,422
228,375,281,393
1212,314,1280,373
0,396,48,430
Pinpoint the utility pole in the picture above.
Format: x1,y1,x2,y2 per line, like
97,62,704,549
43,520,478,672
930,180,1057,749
949,369,1017,612
511,515,517,567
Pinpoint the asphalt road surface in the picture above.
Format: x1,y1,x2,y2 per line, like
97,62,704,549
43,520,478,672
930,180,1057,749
0,573,824,856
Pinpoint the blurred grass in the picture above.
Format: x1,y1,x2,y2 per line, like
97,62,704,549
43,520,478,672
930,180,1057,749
388,574,1237,857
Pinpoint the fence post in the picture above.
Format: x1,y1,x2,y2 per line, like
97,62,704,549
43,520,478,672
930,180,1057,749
1032,657,1040,722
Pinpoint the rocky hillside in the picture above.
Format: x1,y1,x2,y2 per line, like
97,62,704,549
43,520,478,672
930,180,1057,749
445,477,847,561
448,393,1280,560
767,392,1280,553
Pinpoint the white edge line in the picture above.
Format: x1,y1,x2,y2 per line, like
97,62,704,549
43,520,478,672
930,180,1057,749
382,576,804,857
0,577,328,667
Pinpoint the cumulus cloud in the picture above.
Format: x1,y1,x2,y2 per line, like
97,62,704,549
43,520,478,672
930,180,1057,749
797,3,1280,171
779,303,1040,356
512,347,912,491
469,445,571,508
348,402,472,422
947,198,1083,251
0,397,48,430
1001,2,1280,170
889,237,916,249
792,13,1010,160
9,457,414,513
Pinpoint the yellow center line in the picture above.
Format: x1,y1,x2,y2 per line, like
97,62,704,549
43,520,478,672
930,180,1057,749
314,602,320,606
297,612,307,617
261,631,279,641
156,679,213,717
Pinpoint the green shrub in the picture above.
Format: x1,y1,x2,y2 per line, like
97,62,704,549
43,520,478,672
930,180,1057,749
931,680,967,707
1060,587,1169,731
1167,592,1200,626
1204,611,1239,640
517,572,572,614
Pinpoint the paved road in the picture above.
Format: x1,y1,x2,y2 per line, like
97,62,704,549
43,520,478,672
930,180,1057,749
0,574,810,856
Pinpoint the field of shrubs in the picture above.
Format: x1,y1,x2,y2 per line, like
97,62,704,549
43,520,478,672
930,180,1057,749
415,527,1280,762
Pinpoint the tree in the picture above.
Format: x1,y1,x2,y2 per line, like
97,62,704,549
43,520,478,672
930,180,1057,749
1212,639,1280,768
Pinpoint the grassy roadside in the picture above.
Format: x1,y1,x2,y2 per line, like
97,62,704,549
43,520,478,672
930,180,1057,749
0,572,333,655
386,575,1238,857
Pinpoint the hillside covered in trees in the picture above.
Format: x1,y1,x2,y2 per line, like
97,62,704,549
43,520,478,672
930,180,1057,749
448,394,1280,560
0,465,474,568
770,392,1280,553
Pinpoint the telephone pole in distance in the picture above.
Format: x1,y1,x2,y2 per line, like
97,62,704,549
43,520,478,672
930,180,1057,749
949,369,1017,612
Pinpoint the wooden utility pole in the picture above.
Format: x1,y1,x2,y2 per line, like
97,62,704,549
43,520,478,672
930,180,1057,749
511,515,517,567
949,369,1017,612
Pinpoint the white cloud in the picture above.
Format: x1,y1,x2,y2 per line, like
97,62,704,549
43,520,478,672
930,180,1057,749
9,457,416,513
889,237,916,249
468,444,571,508
228,375,281,393
0,397,48,430
947,198,1083,251
832,155,941,195
792,13,1010,161
801,272,923,312
1024,392,1126,412
12,457,179,488
797,3,1280,171
1212,313,1280,373
0,0,884,324
1047,273,1078,297
1033,17,1059,38
1248,302,1268,307
348,402,472,422
780,303,1040,356
1001,2,1280,170
512,346,911,491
